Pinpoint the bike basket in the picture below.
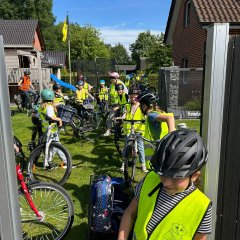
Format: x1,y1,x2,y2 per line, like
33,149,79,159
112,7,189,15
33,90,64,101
57,105,77,123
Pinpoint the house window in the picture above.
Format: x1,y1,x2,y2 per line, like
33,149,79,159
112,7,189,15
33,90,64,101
184,0,191,27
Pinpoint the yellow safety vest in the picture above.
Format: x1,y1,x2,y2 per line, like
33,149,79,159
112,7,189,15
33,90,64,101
123,104,145,135
144,111,174,169
76,88,87,104
117,93,128,105
53,93,65,105
83,82,89,91
99,86,108,101
109,79,123,104
133,171,211,240
39,104,57,133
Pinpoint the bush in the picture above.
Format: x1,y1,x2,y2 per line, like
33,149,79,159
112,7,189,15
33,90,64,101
184,97,201,111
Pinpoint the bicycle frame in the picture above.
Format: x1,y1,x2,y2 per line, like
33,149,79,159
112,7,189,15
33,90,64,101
42,124,58,167
16,164,42,220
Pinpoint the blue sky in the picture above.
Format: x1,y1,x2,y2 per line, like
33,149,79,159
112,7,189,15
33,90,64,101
52,0,172,50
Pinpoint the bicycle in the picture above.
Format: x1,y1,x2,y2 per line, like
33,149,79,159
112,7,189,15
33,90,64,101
11,90,40,116
27,121,72,186
65,98,104,141
15,141,74,240
122,119,160,183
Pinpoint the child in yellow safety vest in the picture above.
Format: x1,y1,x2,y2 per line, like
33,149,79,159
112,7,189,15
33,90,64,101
120,87,148,172
75,80,94,117
52,83,65,106
103,83,128,136
38,89,67,170
138,90,175,169
118,129,212,240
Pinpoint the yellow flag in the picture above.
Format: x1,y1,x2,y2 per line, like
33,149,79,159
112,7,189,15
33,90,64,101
62,17,68,42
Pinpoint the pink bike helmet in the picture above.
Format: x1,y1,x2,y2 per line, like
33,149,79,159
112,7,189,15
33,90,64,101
109,72,119,79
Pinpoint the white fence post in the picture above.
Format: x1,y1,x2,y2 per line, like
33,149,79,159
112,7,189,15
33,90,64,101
0,36,23,239
201,23,229,240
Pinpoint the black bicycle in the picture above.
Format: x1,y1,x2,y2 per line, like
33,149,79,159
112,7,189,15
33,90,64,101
122,119,160,183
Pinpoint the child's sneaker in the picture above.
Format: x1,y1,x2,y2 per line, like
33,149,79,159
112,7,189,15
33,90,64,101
44,162,57,171
120,162,125,172
141,163,149,173
103,129,111,136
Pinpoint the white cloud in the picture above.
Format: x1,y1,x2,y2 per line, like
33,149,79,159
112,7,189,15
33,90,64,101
99,27,163,52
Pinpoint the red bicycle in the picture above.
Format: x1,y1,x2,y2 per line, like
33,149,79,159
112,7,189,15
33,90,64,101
15,136,74,240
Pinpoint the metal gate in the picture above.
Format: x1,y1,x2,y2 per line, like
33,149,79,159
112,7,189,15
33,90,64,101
215,36,240,239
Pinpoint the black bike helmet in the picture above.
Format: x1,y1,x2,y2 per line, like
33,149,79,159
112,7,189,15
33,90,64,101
115,83,124,91
52,83,61,91
138,90,156,106
129,87,140,95
151,129,208,178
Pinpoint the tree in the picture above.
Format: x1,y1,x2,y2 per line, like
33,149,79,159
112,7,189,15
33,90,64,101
147,33,172,72
70,24,110,60
129,30,158,64
109,43,130,65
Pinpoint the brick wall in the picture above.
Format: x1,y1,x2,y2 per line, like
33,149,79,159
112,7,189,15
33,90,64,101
172,0,207,68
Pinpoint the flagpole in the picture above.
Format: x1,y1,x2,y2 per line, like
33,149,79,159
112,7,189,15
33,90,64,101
67,12,71,85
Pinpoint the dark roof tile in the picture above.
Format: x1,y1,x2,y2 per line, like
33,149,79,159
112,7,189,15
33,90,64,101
193,0,240,23
41,51,67,66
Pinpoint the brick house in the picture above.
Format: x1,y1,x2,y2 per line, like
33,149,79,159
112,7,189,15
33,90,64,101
164,0,240,68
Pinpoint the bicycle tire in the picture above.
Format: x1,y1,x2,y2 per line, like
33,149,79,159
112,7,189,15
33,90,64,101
19,182,74,240
63,114,82,137
27,142,72,186
124,141,137,182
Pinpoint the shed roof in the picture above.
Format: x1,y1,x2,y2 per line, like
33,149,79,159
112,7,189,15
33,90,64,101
0,19,44,48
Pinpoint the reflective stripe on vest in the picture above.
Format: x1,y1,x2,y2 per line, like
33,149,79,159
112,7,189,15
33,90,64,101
76,89,87,103
123,104,145,135
19,76,31,91
99,86,108,100
133,171,211,240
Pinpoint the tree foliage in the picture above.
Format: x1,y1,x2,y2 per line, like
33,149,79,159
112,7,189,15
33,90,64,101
130,30,157,63
130,31,172,72
147,33,172,72
69,23,110,60
109,43,130,65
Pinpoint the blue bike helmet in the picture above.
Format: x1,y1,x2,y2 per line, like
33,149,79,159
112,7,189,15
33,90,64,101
99,79,105,84
76,80,84,86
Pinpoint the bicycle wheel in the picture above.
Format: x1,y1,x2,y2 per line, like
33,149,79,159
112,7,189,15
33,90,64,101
27,142,72,185
63,114,82,137
114,122,124,156
20,182,74,240
124,141,137,182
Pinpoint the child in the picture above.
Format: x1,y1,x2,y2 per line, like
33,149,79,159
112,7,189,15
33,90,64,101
118,129,212,240
98,79,109,114
138,90,175,168
120,87,147,172
53,83,65,106
75,80,94,117
103,83,128,136
38,89,66,169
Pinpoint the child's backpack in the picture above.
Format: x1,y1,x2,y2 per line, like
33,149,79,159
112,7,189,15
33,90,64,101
90,175,113,232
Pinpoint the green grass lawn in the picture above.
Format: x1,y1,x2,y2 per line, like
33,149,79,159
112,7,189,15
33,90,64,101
12,111,200,239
